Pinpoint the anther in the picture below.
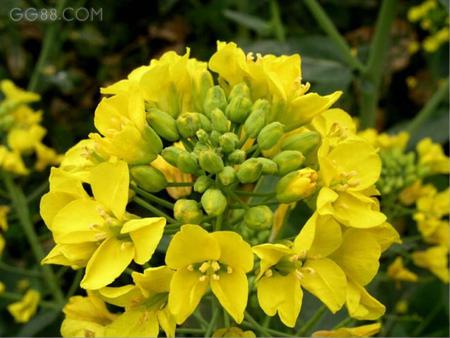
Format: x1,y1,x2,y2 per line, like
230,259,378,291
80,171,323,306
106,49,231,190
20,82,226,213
187,265,194,272
264,269,273,278
199,262,210,273
212,274,220,281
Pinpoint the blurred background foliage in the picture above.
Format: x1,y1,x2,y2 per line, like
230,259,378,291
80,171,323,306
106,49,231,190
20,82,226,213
0,0,448,336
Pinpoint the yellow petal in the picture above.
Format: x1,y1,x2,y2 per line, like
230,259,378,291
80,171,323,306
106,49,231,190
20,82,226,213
40,192,77,230
211,270,248,323
211,231,253,272
81,237,135,290
132,266,174,296
90,161,129,220
7,289,40,323
157,306,177,338
301,258,346,313
331,229,381,286
257,272,302,328
121,218,165,265
313,323,381,337
105,309,159,337
168,268,209,324
166,224,220,269
252,243,293,276
209,41,248,86
97,285,141,307
346,280,385,320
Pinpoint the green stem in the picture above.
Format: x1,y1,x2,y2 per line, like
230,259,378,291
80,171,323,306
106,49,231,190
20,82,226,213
359,0,399,128
0,261,42,278
66,270,83,299
412,302,442,336
242,321,292,337
296,305,326,336
235,190,275,197
406,78,449,137
1,291,61,311
333,316,353,329
193,311,209,330
133,196,176,223
27,0,67,92
2,172,65,305
205,299,220,337
176,328,205,334
244,311,270,337
27,181,49,203
270,0,285,41
304,0,365,72
132,185,174,209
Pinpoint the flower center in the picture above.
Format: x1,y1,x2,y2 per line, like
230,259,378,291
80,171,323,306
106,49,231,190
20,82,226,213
188,260,232,282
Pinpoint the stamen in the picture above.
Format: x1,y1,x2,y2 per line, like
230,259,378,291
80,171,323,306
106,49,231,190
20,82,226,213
227,266,233,274
295,270,304,280
212,274,220,281
211,261,221,271
187,264,194,272
199,262,210,273
198,275,207,282
265,269,273,278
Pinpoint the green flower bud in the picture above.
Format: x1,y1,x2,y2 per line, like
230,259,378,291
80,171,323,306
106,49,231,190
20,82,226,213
210,130,221,146
204,86,227,117
193,142,209,155
243,99,269,138
199,114,212,132
273,150,305,176
281,131,320,155
201,188,227,216
176,113,201,138
244,206,273,230
228,149,246,164
196,129,210,144
194,175,213,193
211,108,229,133
177,151,199,174
237,158,263,183
194,71,214,112
130,165,167,192
219,132,239,153
229,82,250,100
174,199,203,224
257,158,278,175
229,208,245,224
161,146,181,166
276,168,318,203
142,125,163,156
218,166,236,186
257,122,285,150
225,96,252,123
146,108,179,142
198,149,224,174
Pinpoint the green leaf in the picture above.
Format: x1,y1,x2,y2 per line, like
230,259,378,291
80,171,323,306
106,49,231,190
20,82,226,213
224,9,271,35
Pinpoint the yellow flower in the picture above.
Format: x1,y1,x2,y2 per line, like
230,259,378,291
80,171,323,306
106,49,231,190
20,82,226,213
0,205,9,231
312,323,381,337
0,281,5,294
416,138,450,174
61,293,116,337
345,280,385,320
98,266,176,337
399,180,435,206
0,80,40,105
0,146,28,175
412,246,449,282
414,187,449,238
90,91,163,164
7,124,46,154
35,143,62,171
41,161,166,289
7,289,40,323
358,129,409,151
387,257,418,283
151,153,192,199
165,224,253,324
209,41,341,130
253,213,348,327
213,327,256,337
0,234,4,255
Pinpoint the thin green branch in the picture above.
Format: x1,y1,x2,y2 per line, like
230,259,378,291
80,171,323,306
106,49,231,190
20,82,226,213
0,261,42,278
132,185,174,209
244,311,270,337
296,305,326,336
406,78,449,137
303,0,365,72
66,270,83,299
27,181,49,203
359,0,399,128
133,196,176,223
2,172,65,305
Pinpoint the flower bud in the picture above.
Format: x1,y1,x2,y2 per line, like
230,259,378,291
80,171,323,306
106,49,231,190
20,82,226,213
219,132,239,153
211,108,229,133
273,150,305,176
243,99,269,138
199,114,212,132
237,158,263,183
198,149,224,174
193,142,209,155
194,175,213,193
176,113,201,138
244,206,273,230
218,166,236,186
209,131,221,146
226,96,252,123
174,199,203,224
161,146,181,166
130,165,167,192
276,168,318,203
229,82,250,100
204,86,227,117
281,130,320,155
257,122,285,150
257,158,278,175
196,129,210,144
177,151,199,174
201,188,227,216
228,149,246,164
146,108,179,142
141,125,163,156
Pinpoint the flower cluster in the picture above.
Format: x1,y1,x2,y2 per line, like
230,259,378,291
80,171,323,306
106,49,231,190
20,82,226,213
407,0,449,53
0,80,61,175
40,42,398,336
359,130,449,284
